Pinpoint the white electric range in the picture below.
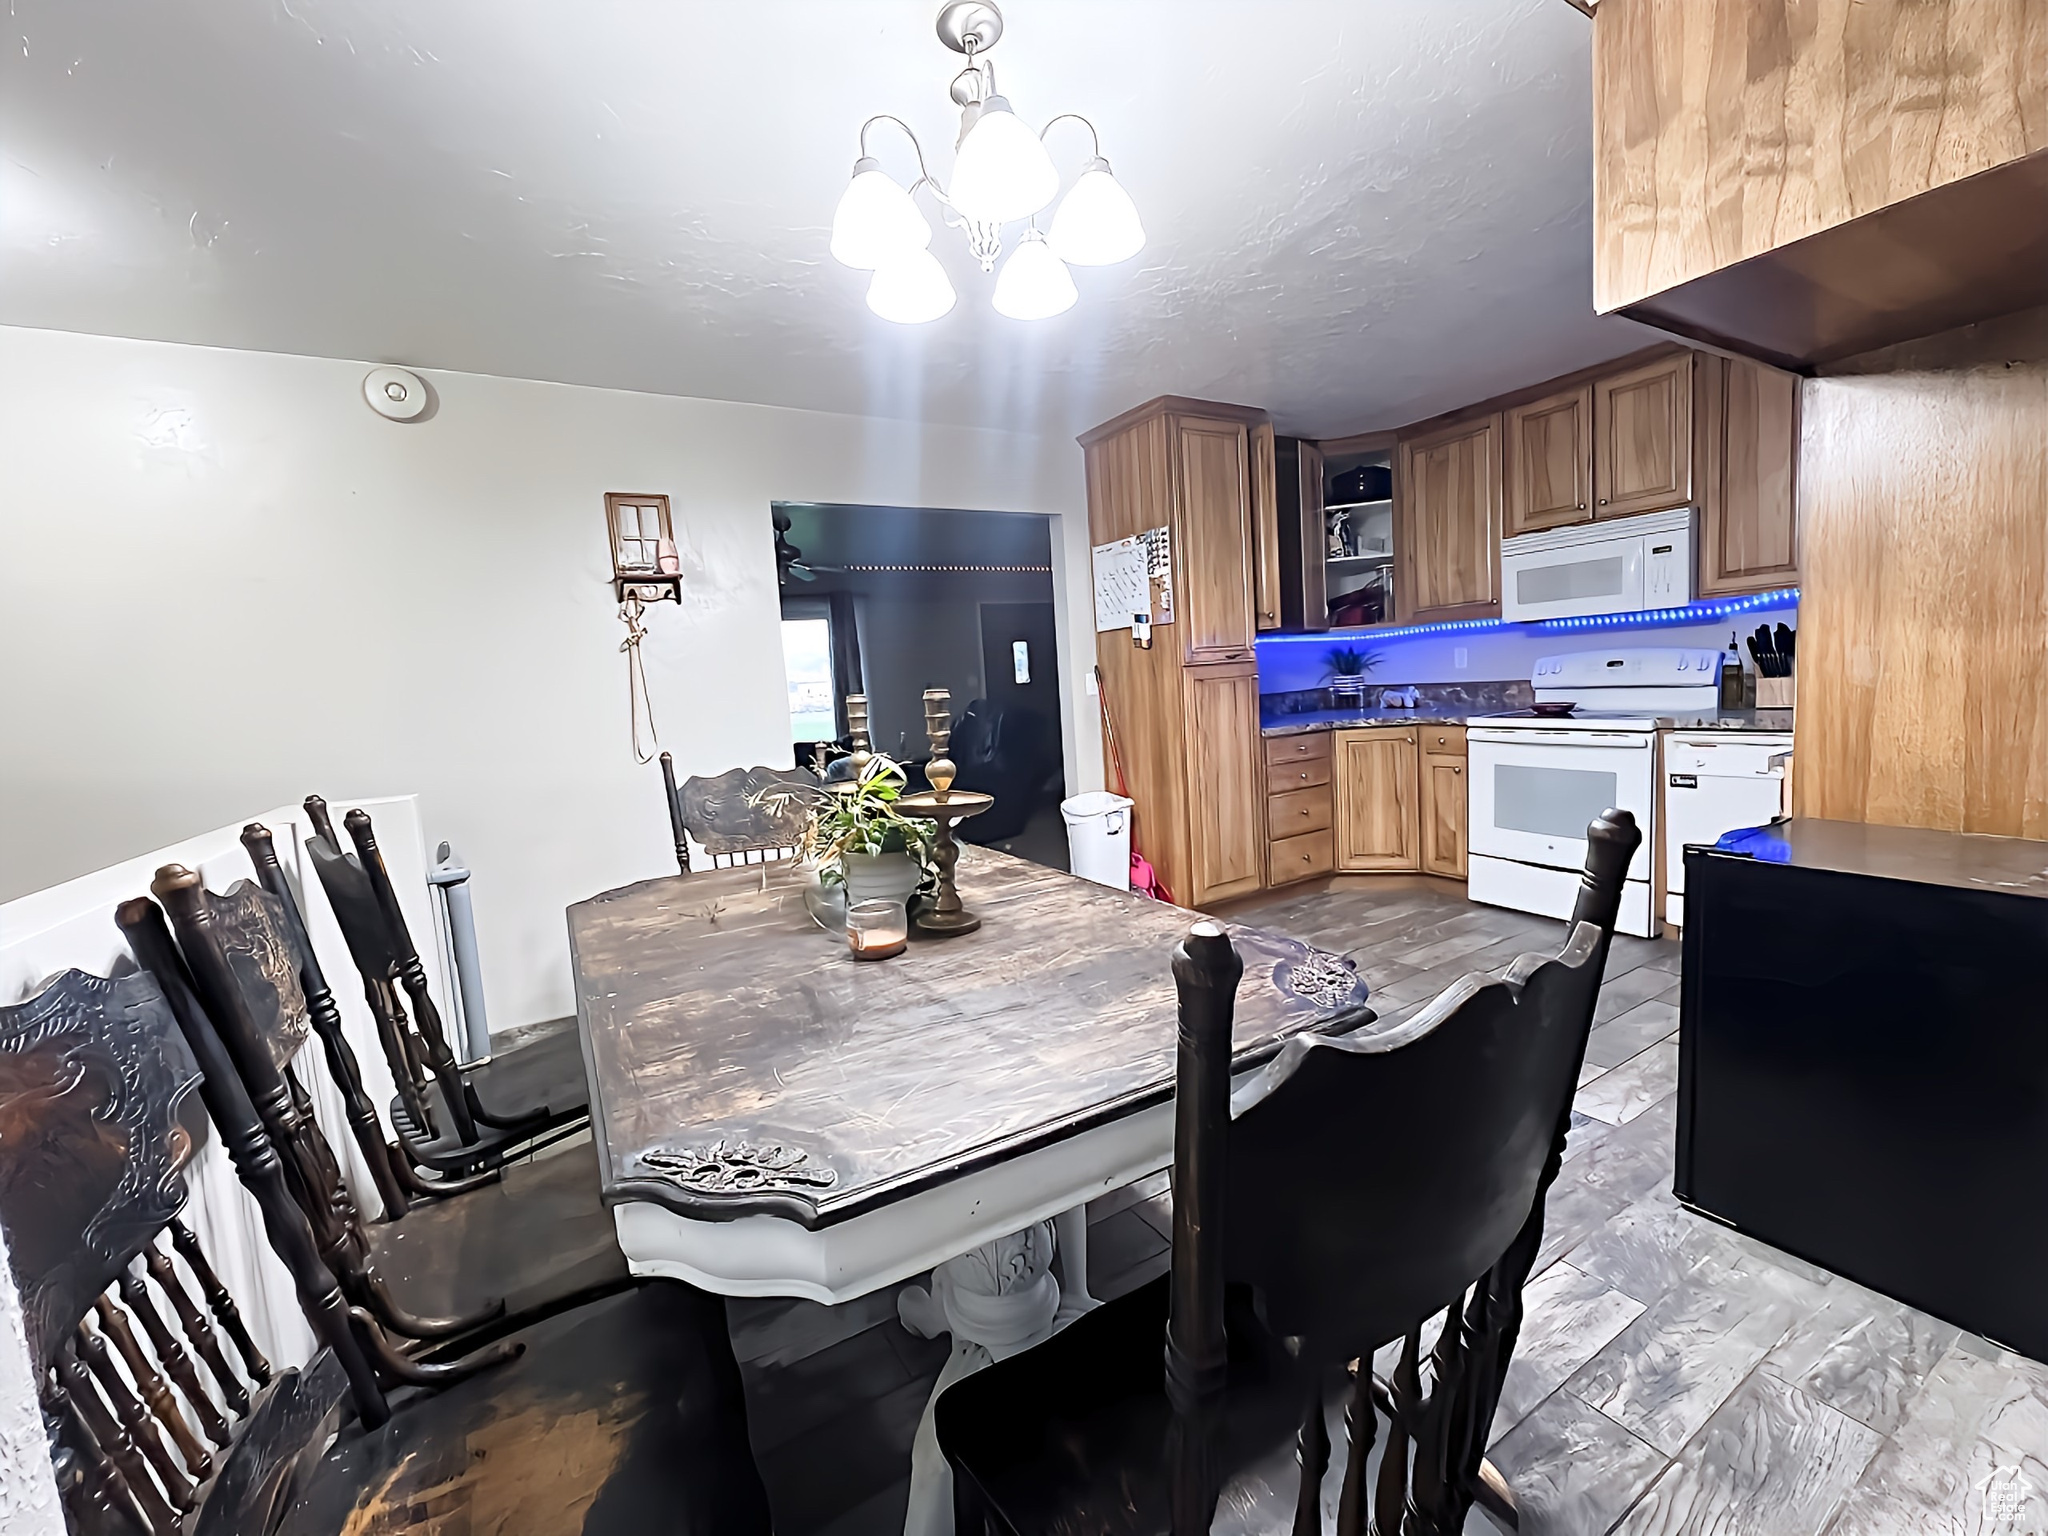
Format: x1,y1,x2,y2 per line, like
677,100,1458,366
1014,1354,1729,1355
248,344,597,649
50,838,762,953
1465,648,1727,938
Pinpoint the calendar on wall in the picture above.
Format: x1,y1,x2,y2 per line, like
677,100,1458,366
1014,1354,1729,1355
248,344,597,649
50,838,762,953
1091,537,1148,633
1092,529,1174,633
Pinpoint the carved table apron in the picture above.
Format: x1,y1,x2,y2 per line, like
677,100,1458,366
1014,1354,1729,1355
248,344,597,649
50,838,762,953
567,847,1371,1534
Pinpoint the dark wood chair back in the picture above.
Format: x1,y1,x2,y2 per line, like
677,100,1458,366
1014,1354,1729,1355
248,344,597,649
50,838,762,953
1165,808,1640,1534
659,752,817,872
301,797,479,1148
241,822,411,1221
0,950,388,1536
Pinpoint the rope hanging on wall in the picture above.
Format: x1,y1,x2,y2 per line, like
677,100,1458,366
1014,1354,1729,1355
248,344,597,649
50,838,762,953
619,595,660,764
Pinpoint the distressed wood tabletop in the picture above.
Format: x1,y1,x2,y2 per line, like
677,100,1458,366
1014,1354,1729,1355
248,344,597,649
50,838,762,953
568,847,1372,1227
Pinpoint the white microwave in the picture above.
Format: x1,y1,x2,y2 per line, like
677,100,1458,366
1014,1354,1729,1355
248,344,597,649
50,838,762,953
1500,507,1694,623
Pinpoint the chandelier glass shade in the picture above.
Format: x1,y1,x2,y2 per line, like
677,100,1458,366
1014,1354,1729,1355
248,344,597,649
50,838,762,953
831,2,1142,322
992,229,1076,319
831,157,934,269
1047,157,1145,266
866,247,958,324
948,95,1061,225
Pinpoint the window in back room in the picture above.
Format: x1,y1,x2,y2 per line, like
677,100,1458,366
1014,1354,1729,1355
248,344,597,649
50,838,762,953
780,612,838,743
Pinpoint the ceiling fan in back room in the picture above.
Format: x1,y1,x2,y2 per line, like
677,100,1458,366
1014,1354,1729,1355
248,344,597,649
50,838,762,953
828,0,1146,323
774,512,816,587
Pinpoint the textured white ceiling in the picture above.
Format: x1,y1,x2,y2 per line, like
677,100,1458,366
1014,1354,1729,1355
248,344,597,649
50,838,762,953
0,0,1653,439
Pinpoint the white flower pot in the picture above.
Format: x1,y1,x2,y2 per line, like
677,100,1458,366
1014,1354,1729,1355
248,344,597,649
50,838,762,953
840,850,921,911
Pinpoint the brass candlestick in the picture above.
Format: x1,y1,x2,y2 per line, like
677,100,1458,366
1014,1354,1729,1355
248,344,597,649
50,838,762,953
896,687,991,935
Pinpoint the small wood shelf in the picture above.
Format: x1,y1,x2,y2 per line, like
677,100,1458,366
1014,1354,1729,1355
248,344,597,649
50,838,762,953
1323,498,1394,514
1327,552,1393,569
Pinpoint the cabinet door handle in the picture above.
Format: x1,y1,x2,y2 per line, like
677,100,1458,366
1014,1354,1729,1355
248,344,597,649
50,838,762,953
1598,497,1609,506
1453,766,1463,775
1299,771,1310,780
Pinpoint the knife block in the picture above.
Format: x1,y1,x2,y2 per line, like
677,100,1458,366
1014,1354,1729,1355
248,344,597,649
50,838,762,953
1756,674,1796,709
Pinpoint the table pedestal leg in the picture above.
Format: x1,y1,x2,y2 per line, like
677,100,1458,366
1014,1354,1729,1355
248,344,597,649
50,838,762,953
1051,1205,1102,1327
900,1207,1101,1536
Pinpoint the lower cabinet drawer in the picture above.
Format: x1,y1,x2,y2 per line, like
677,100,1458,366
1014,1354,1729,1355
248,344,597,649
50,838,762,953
1267,785,1333,837
1266,755,1333,794
1269,828,1335,885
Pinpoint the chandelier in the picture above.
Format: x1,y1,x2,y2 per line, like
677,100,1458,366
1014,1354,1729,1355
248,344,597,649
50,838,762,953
830,0,1145,323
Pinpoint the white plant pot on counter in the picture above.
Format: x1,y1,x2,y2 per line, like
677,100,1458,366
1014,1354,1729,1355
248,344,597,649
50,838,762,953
840,850,922,910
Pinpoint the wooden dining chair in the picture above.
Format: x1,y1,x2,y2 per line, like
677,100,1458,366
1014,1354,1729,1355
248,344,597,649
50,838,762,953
935,809,1641,1536
300,796,587,1180
146,851,628,1356
659,751,818,873
1,962,391,1536
4,956,774,1534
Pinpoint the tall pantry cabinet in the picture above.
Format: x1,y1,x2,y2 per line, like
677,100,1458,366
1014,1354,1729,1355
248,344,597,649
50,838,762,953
1081,397,1268,907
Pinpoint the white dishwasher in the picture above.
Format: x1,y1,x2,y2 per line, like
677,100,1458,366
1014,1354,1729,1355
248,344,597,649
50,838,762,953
1662,730,1792,928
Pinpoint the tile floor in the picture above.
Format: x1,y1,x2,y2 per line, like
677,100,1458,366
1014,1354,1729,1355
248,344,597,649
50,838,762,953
735,875,2048,1536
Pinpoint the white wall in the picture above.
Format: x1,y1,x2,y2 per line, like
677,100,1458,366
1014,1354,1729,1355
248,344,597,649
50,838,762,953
0,324,1099,1028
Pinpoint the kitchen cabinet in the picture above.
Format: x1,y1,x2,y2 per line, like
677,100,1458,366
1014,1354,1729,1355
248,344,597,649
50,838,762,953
1697,354,1799,596
1419,726,1468,879
1174,415,1257,663
1081,396,1271,910
1505,385,1593,536
1334,726,1420,872
1593,0,2048,367
1594,353,1693,518
1399,415,1502,621
1183,663,1265,903
1249,421,1281,631
1263,733,1335,887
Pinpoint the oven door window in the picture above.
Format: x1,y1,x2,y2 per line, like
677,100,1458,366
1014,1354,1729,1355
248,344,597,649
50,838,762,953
1495,763,1620,840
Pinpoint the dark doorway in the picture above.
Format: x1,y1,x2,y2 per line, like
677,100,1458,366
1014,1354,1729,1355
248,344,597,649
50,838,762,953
771,502,1070,869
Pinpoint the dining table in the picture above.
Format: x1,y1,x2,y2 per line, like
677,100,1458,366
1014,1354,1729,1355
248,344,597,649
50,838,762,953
567,844,1373,1535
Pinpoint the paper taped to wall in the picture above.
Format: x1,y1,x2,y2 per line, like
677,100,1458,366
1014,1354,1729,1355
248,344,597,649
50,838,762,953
1092,537,1149,633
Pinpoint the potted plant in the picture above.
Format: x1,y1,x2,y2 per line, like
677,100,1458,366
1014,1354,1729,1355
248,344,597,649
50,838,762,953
755,755,936,915
1324,645,1382,706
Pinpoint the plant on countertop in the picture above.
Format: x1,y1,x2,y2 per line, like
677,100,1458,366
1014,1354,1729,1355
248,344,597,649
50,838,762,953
1324,646,1383,680
749,754,936,889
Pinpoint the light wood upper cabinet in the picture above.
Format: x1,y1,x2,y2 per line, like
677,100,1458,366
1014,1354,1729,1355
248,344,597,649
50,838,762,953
1594,354,1692,518
1249,421,1281,632
1183,663,1264,903
1698,354,1799,596
1172,416,1256,662
1334,726,1420,872
1505,385,1593,536
1419,745,1468,880
1400,415,1502,620
1592,0,2048,365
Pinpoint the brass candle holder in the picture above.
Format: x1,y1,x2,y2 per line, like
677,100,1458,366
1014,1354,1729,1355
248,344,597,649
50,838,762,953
896,687,992,936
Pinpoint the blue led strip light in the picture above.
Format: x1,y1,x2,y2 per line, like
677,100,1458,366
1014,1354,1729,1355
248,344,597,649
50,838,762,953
1252,588,1800,646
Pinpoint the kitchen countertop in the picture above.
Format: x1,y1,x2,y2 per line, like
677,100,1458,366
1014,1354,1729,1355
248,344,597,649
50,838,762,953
1661,710,1796,733
1261,707,1795,738
1261,708,1480,737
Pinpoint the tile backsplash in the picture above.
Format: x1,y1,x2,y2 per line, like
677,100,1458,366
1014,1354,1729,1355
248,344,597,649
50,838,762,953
1262,680,1533,717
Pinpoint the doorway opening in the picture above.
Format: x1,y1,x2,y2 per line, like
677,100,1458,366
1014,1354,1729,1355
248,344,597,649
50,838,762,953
772,502,1069,870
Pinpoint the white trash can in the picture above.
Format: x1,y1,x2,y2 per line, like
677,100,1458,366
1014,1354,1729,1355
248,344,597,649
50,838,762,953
1061,792,1134,891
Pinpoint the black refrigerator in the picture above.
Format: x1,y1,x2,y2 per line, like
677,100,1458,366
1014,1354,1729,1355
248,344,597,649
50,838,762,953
1678,817,2048,1363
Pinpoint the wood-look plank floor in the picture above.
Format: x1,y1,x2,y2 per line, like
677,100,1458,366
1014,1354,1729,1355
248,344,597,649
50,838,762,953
733,875,2048,1536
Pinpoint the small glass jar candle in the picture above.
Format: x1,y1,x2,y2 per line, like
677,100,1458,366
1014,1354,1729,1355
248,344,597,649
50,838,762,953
846,899,908,961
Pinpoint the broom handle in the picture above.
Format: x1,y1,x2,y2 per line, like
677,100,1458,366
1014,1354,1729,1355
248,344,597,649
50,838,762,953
1094,665,1131,797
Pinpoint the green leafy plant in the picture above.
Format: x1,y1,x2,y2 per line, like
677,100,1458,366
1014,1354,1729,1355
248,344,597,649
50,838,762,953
749,755,935,888
1324,646,1382,679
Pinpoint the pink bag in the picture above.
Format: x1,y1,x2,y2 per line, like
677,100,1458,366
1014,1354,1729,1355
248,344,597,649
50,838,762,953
1129,850,1172,904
